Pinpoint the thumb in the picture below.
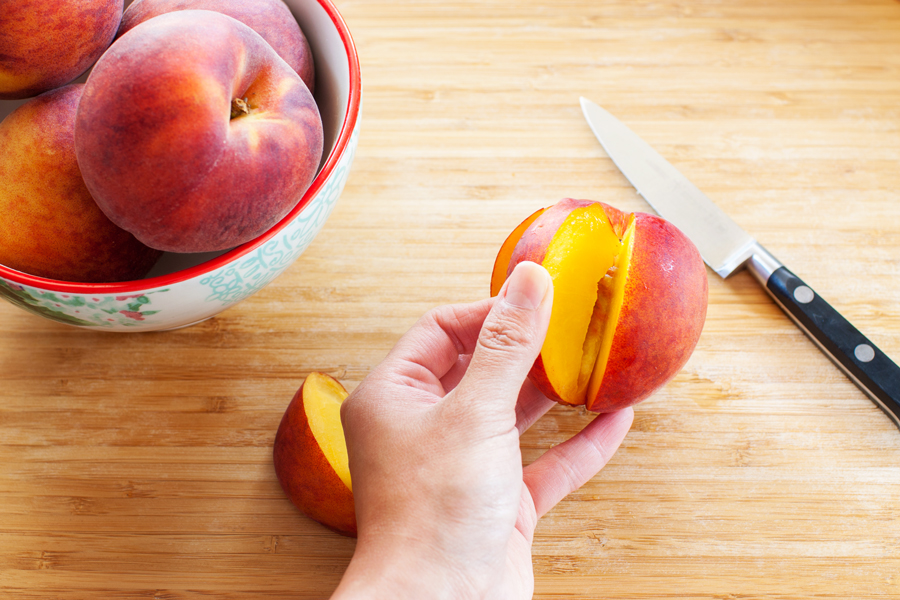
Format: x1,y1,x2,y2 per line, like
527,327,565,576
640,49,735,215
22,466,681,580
450,261,553,418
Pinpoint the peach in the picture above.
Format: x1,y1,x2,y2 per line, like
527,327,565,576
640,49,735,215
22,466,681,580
273,372,356,537
492,198,708,412
118,0,316,94
490,207,545,297
0,85,162,283
0,0,122,100
75,10,324,253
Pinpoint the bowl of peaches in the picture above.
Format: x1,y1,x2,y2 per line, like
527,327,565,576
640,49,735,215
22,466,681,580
0,0,360,331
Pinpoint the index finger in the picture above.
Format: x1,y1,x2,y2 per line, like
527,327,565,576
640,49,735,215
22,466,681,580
381,298,496,390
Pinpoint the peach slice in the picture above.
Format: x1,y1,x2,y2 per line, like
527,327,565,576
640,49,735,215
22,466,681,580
493,199,708,412
273,372,356,537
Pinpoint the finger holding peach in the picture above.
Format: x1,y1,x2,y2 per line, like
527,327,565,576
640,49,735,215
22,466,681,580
492,198,708,412
0,0,122,100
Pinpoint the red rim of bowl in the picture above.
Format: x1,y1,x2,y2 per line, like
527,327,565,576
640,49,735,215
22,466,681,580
0,0,362,295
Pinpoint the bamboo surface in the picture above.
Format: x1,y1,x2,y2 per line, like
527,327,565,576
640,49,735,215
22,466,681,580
2,0,900,598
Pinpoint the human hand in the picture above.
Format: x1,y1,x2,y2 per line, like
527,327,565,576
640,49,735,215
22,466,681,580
330,261,634,600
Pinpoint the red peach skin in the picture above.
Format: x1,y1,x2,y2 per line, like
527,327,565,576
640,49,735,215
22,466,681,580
0,0,122,100
119,0,316,93
75,11,324,253
0,85,161,282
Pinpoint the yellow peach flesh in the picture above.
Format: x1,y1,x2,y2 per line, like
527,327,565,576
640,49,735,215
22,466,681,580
541,204,622,404
587,216,635,402
303,373,352,491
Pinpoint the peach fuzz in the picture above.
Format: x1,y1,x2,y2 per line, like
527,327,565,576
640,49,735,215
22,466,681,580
492,199,708,412
0,85,162,283
119,0,316,94
75,10,324,253
273,372,356,537
0,0,122,99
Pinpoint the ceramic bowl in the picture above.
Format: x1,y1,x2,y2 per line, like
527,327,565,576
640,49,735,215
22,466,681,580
0,0,360,332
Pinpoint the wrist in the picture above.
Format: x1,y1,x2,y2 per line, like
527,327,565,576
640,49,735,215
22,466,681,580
331,531,473,600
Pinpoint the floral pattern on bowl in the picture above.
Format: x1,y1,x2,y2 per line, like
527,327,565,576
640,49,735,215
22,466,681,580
0,280,167,327
200,126,356,306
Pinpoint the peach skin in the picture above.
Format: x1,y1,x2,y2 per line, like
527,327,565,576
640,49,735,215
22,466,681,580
0,85,161,283
119,0,316,93
274,372,356,537
0,0,121,100
75,10,324,253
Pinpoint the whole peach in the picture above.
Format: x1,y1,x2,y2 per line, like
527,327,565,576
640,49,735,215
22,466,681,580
118,0,315,93
0,0,122,100
0,85,162,283
75,11,324,253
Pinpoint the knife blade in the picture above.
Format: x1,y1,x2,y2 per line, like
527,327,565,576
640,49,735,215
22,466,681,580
580,96,900,428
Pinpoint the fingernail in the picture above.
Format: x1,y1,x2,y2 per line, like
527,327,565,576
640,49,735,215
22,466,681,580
503,262,551,310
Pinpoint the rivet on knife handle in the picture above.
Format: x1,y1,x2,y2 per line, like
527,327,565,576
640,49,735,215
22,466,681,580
763,267,900,428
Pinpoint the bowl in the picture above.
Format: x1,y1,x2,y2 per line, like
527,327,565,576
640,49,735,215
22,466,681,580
0,0,360,332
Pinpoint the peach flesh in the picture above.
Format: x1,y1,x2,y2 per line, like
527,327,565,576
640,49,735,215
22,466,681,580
537,204,622,405
304,374,352,491
502,199,624,406
273,372,356,537
587,218,634,403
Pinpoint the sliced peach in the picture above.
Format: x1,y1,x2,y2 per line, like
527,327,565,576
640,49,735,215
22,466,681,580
490,207,545,297
494,199,707,411
586,209,708,412
273,372,356,537
506,199,623,405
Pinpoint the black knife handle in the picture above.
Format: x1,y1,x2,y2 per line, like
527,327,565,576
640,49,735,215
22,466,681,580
766,267,900,427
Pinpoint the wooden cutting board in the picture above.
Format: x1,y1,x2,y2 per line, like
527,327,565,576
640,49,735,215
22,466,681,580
2,1,899,598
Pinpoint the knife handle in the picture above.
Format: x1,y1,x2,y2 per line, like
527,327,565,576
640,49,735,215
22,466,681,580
764,266,900,427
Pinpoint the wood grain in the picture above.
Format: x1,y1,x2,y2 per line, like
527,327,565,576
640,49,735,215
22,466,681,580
2,0,900,598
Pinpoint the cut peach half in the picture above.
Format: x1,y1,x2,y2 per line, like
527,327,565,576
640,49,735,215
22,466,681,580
273,372,357,537
492,198,708,412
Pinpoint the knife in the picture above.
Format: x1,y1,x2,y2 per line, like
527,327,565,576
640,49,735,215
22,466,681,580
580,97,900,428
